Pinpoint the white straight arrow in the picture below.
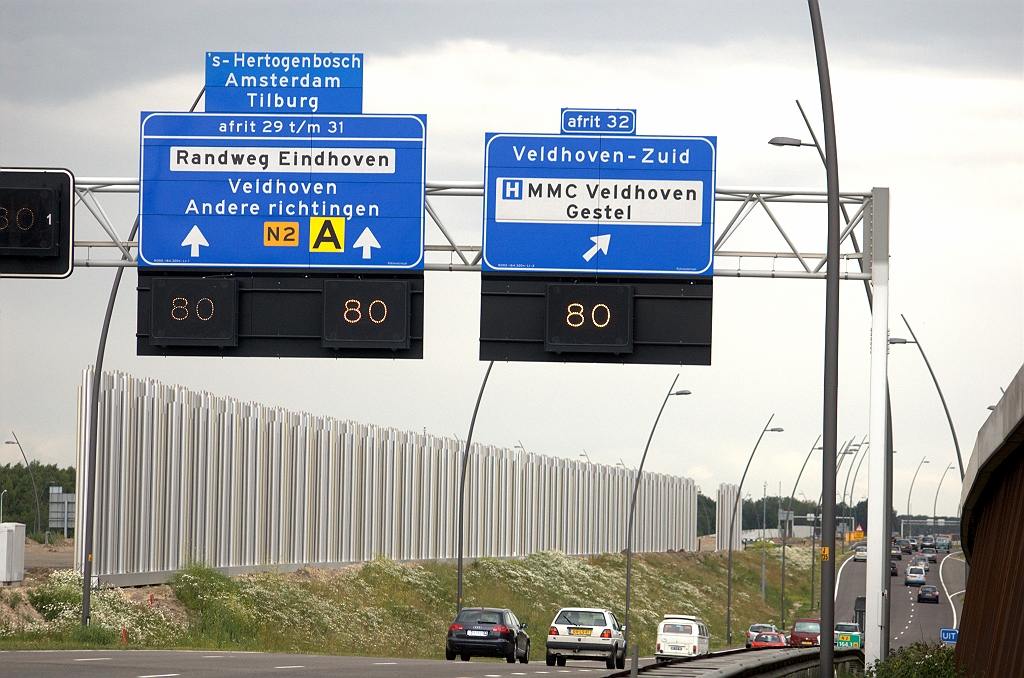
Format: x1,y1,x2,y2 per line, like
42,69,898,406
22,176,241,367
353,227,381,259
582,234,611,262
181,225,209,257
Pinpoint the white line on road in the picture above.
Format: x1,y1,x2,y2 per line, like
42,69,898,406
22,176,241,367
274,666,305,670
74,658,112,661
939,551,963,628
202,655,224,658
373,663,398,665
138,674,180,678
833,550,857,601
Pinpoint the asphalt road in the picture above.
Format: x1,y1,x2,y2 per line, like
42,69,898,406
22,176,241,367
0,650,653,678
834,548,966,649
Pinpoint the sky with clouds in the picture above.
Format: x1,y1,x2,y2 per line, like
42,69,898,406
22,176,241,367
1,1,1021,518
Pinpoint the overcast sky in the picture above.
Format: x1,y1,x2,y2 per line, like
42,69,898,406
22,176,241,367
1,1,1021,518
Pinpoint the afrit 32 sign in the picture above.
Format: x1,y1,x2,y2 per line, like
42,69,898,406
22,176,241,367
482,134,716,277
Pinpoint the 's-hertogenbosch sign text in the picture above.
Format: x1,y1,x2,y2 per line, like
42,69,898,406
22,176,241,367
205,52,363,114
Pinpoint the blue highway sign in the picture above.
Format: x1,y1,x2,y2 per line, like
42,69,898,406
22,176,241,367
482,133,716,276
206,52,362,114
139,112,425,270
940,628,958,644
561,108,636,135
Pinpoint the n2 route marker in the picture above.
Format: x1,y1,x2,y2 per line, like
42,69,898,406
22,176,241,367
139,112,425,270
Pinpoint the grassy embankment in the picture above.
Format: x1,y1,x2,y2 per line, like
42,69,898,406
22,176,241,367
0,543,819,658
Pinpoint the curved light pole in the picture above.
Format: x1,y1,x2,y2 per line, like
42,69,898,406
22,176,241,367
5,433,41,534
781,436,821,630
623,374,690,652
0,488,7,523
890,313,964,480
726,416,783,645
840,440,867,548
933,463,956,527
905,456,929,537
847,442,870,537
456,361,495,612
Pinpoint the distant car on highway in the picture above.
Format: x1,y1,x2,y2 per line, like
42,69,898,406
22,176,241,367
853,546,867,562
546,607,625,669
936,536,951,551
834,622,862,649
655,615,710,661
446,607,530,663
905,566,927,586
913,555,930,571
922,547,938,563
921,535,935,548
750,632,787,649
789,619,821,647
745,623,779,649
890,561,899,576
897,539,912,554
891,545,902,560
909,538,919,551
917,585,940,603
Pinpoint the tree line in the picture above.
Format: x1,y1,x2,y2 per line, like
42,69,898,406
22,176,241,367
0,462,76,537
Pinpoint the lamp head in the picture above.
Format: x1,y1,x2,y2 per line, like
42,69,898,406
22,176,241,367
888,337,909,344
673,389,692,396
769,136,804,147
769,427,784,433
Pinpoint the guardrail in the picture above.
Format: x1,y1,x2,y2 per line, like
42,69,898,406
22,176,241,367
605,647,864,677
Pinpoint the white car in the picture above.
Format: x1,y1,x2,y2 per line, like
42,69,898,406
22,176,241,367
853,546,867,562
656,615,710,660
745,623,779,649
546,607,625,669
905,566,927,586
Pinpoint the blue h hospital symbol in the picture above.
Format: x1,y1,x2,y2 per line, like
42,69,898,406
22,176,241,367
503,179,523,200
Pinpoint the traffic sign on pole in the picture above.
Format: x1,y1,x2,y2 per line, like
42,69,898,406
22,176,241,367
0,168,74,279
139,112,425,270
940,628,958,644
482,133,715,276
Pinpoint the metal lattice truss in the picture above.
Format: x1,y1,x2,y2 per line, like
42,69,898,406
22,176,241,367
73,178,877,282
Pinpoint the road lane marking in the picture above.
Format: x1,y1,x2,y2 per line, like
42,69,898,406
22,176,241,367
274,666,304,669
833,550,857,601
373,663,398,665
203,655,224,658
74,658,112,661
139,674,180,678
938,551,962,628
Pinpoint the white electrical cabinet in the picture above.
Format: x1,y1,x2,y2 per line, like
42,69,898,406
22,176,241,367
0,523,26,585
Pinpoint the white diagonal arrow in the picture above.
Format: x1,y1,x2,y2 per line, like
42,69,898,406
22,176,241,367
181,225,209,257
582,234,610,262
353,226,381,259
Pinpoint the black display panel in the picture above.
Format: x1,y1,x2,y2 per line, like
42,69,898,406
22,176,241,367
0,168,74,278
545,283,632,353
323,279,410,349
150,277,238,347
138,271,423,359
480,274,712,365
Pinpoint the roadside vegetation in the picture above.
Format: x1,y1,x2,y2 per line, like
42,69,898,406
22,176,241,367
865,643,964,678
1,544,817,658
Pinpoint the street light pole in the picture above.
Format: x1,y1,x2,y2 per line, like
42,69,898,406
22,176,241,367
761,482,767,604
5,433,41,534
890,315,964,480
905,456,930,537
624,375,690,655
457,361,495,612
933,463,955,528
726,416,783,645
782,437,821,630
0,488,7,523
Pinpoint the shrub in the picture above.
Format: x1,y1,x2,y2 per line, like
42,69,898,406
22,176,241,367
866,643,964,678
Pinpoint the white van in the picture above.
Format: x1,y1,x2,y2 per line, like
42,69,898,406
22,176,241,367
655,614,710,661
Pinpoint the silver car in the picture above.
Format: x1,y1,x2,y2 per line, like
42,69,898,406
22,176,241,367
545,607,625,669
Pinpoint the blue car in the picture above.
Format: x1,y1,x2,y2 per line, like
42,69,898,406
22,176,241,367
917,585,940,603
